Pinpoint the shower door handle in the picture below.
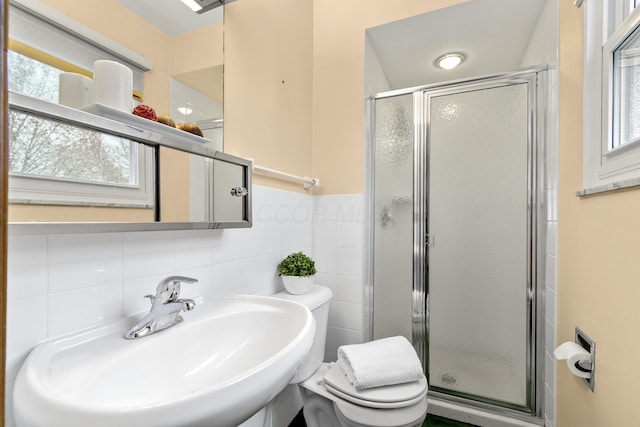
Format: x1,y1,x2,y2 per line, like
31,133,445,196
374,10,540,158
426,234,436,248
527,287,535,301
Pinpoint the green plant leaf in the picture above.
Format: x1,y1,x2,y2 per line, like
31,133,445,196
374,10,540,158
277,251,317,277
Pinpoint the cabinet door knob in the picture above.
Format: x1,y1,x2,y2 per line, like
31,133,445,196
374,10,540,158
230,186,248,197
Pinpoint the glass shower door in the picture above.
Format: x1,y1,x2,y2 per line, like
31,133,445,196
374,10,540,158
372,93,415,341
426,82,532,409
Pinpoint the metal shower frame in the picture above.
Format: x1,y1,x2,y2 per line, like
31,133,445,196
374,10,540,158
367,67,547,424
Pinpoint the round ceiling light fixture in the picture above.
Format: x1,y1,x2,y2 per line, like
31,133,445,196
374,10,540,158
435,53,466,70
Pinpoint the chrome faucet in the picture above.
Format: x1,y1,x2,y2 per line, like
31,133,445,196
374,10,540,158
124,276,198,339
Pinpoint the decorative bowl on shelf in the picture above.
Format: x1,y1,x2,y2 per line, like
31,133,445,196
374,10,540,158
81,103,211,146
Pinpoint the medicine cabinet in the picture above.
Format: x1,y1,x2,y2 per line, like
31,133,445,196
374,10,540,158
8,91,252,234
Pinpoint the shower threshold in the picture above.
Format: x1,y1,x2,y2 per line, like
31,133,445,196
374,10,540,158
427,396,543,427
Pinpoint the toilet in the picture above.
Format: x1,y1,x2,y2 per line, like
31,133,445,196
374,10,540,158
272,285,428,427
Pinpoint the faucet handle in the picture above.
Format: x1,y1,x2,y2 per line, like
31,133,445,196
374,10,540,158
155,276,198,304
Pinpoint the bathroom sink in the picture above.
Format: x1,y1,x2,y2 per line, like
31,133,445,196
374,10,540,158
13,295,315,427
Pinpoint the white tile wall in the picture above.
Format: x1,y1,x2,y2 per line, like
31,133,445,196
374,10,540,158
6,236,47,300
5,186,365,427
521,0,559,424
5,185,316,427
544,62,559,427
312,194,366,361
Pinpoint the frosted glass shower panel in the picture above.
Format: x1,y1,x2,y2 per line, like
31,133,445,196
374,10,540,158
427,84,529,407
373,93,414,341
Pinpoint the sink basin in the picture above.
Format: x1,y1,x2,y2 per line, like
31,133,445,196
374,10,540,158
13,295,315,427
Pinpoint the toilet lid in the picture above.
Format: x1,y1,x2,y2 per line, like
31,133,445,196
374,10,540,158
323,363,428,409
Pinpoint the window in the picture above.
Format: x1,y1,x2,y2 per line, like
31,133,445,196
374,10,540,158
582,0,640,191
8,50,60,103
611,25,640,149
9,110,136,186
7,2,153,208
8,107,155,208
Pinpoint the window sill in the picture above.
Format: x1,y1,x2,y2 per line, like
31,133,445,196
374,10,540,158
576,177,640,197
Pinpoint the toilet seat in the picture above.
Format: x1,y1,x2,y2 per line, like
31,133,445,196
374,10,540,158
323,363,428,409
301,363,428,427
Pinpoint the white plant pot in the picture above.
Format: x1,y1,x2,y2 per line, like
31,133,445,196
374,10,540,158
281,275,314,295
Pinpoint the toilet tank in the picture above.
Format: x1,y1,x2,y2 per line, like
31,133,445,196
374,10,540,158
272,284,333,383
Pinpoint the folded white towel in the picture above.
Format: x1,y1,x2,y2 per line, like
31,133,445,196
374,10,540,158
337,336,424,390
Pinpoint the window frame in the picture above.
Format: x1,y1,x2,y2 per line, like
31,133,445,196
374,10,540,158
9,153,155,209
583,0,640,190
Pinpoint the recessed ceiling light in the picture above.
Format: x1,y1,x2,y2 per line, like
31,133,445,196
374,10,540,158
179,0,203,12
179,0,227,14
435,53,466,70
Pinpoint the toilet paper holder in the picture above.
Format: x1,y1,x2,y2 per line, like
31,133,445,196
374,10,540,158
575,327,596,391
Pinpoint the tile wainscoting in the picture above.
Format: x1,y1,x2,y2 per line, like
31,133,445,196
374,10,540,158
5,186,368,426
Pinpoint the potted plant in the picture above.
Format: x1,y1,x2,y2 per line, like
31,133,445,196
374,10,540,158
278,251,317,294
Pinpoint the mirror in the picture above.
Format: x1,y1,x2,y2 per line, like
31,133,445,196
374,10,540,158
159,147,251,225
117,0,225,147
172,66,224,151
7,0,236,228
8,92,251,230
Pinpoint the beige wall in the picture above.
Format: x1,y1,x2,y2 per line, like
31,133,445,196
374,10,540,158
170,24,223,78
557,2,640,426
8,205,153,222
311,0,467,195
224,0,313,193
159,147,190,222
225,0,467,194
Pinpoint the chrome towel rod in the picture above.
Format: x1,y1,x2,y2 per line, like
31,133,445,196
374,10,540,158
249,160,319,190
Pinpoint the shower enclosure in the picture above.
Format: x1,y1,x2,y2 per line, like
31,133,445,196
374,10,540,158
371,69,545,421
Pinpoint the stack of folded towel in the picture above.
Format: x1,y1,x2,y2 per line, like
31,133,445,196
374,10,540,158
337,336,424,390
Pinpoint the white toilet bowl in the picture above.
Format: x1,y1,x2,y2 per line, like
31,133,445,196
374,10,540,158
301,363,428,427
272,285,428,427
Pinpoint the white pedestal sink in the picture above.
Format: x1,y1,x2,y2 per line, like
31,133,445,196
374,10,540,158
13,295,315,427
